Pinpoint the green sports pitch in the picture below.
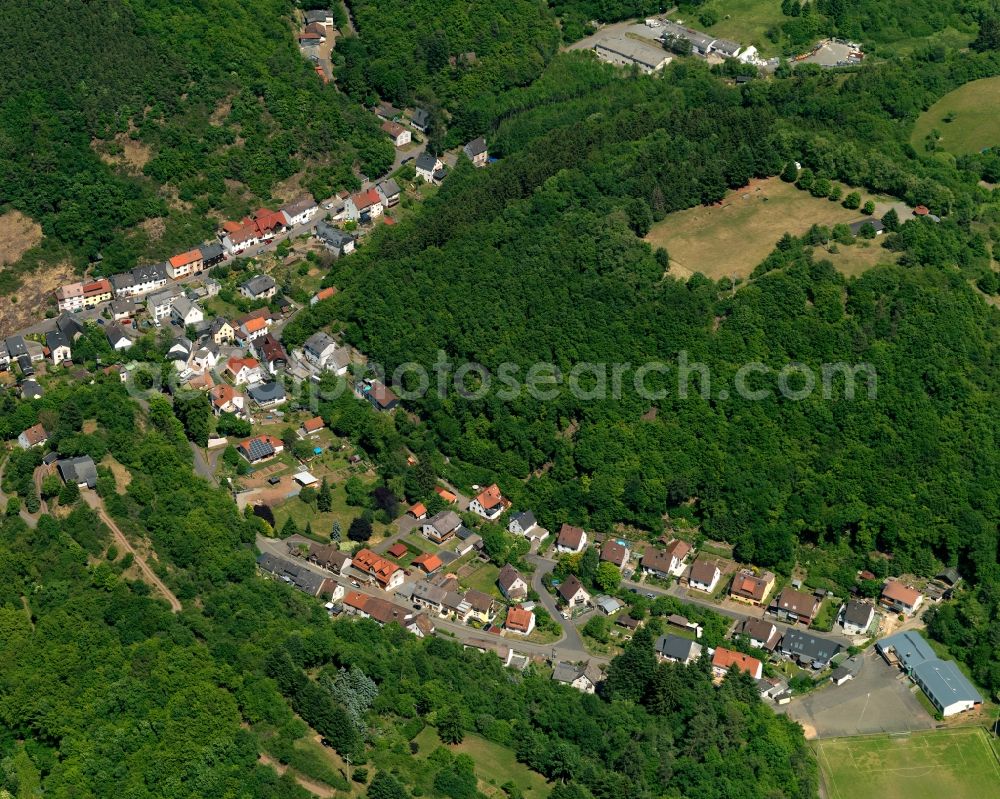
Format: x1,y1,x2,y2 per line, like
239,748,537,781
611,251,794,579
815,728,1000,799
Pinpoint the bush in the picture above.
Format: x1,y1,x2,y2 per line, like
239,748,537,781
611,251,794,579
842,191,861,209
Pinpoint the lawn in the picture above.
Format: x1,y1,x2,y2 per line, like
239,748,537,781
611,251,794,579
412,728,550,799
911,77,1000,156
821,239,898,277
273,475,392,541
645,177,881,281
457,562,501,596
814,728,1000,799
695,0,787,56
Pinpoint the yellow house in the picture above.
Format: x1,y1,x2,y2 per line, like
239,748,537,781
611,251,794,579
729,569,776,607
464,590,495,624
211,319,235,345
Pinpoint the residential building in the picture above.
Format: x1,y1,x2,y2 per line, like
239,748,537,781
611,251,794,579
302,543,351,574
303,331,338,368
235,315,270,345
508,510,539,537
498,564,529,601
412,553,443,575
240,274,277,301
55,314,84,342
407,502,427,520
422,510,462,544
381,119,411,147
167,248,203,278
207,318,235,346
226,355,263,385
299,416,325,437
110,297,136,321
641,539,691,579
311,286,337,305
18,423,48,449
220,222,260,255
148,287,180,322
463,136,488,167
688,559,721,593
881,581,923,616
593,595,623,615
343,591,417,628
55,278,112,312
20,379,43,399
555,523,587,554
557,575,590,609
170,296,204,327
411,581,448,614
469,483,509,520
376,178,401,207
106,324,133,351
247,381,286,408
257,553,332,597
729,569,776,606
841,600,876,636
551,661,603,694
345,188,384,223
357,379,398,411
374,101,401,121
409,107,430,132
433,485,458,504
781,629,842,668
655,634,703,665
415,151,444,183
280,195,318,227
111,262,169,298
303,9,332,26
505,606,535,636
733,618,781,651
166,336,193,363
45,330,71,364
352,548,404,591
711,647,763,680
189,345,219,373
315,221,355,256
848,219,886,237
600,539,630,569
594,36,672,73
209,384,245,417
254,333,288,374
465,590,495,624
771,586,820,625
237,435,283,463
199,242,225,268
56,455,98,489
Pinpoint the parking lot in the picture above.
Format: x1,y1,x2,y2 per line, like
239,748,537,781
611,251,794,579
784,650,935,739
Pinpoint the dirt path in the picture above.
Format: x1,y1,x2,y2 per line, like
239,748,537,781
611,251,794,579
82,491,182,612
258,753,339,798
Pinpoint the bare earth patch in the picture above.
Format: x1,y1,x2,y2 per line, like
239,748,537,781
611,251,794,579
0,259,75,338
92,131,152,172
0,211,43,266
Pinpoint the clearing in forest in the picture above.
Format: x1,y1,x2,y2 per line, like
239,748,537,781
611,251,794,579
911,77,1000,156
644,177,890,281
814,728,1000,799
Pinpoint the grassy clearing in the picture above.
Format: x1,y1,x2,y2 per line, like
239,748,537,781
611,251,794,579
457,562,502,596
911,77,1000,156
645,178,880,281
412,728,550,799
696,0,787,56
273,477,392,541
814,728,1000,799
820,240,898,277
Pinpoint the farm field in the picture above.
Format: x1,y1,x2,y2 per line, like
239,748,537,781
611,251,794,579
412,728,550,799
911,77,1000,155
814,728,1000,799
645,177,889,281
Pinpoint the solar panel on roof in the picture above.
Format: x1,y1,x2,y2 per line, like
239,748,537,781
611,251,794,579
247,439,274,460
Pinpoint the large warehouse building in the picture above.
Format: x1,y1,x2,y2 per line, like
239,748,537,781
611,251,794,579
876,631,982,717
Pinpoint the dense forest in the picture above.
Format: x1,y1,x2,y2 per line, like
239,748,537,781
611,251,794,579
0,0,392,275
0,377,815,798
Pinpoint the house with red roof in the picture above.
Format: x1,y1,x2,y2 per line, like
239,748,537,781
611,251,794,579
352,548,404,591
381,119,411,147
505,606,535,636
469,483,510,521
881,581,923,616
555,523,587,554
209,384,245,417
310,286,337,305
413,553,443,574
299,416,325,437
167,248,204,279
345,188,384,223
225,355,263,385
237,435,283,463
711,647,763,680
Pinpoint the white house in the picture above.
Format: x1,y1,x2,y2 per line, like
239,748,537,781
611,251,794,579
148,288,180,322
469,483,509,521
17,424,48,449
106,324,133,351
841,600,876,636
45,330,72,364
381,120,411,147
240,274,277,301
303,331,338,368
551,662,602,694
555,524,587,554
415,152,444,183
344,188,383,223
497,564,529,601
508,511,538,537
688,560,721,593
556,575,590,609
280,196,319,227
170,297,204,327
225,355,264,386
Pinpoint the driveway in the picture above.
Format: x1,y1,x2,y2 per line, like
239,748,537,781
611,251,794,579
782,650,934,739
526,554,590,661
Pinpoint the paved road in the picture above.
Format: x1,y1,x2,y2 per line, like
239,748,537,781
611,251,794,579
526,554,590,661
190,441,222,484
256,533,608,664
83,489,182,612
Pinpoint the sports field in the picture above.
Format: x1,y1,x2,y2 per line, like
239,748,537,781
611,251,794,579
815,728,1000,799
911,77,1000,155
644,177,886,281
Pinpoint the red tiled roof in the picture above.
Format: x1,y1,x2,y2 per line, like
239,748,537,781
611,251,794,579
169,249,201,267
473,483,505,511
434,486,457,503
505,607,533,632
882,581,921,606
226,355,259,372
556,523,585,549
20,424,47,446
314,286,337,302
408,502,427,517
302,416,324,433
712,647,762,677
381,120,406,137
413,553,443,573
386,542,408,558
353,548,400,587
